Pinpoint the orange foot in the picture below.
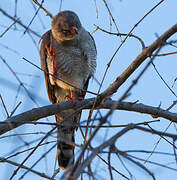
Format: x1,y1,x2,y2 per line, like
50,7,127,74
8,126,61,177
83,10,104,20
66,90,83,104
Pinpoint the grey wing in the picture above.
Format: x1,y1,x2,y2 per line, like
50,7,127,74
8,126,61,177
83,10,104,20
84,31,97,76
40,30,57,103
88,32,97,56
79,30,97,98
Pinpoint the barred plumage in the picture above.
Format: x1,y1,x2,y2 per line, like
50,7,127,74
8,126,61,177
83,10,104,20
40,10,96,170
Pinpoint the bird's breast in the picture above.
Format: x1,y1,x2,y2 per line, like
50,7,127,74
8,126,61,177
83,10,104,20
53,46,89,90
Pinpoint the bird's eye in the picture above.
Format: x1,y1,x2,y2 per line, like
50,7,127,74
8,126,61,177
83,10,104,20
62,29,70,34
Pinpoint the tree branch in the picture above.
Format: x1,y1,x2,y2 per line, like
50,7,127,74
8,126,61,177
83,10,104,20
1,23,176,135
100,23,177,99
65,125,135,180
0,99,176,135
0,157,51,179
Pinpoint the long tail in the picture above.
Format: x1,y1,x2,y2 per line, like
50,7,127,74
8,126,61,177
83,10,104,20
56,117,75,170
55,89,82,170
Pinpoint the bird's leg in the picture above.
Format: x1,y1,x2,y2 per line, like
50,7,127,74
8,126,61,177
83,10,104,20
66,90,76,104
45,38,56,81
66,90,84,104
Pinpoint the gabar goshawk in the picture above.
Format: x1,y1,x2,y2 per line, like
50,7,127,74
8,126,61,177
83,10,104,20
40,10,97,170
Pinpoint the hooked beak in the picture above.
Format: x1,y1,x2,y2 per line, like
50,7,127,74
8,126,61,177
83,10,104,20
70,26,78,35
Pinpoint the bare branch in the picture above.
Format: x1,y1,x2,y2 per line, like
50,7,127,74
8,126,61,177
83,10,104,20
0,94,9,118
0,157,52,179
9,127,56,179
24,0,45,34
101,22,177,99
0,56,39,106
0,8,41,38
32,0,53,18
96,154,130,180
94,25,145,49
115,148,155,180
0,99,177,135
0,18,19,38
135,126,177,140
65,125,135,179
151,60,177,97
22,57,98,96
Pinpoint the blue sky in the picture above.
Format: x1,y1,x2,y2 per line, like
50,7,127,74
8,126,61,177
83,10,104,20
0,0,177,179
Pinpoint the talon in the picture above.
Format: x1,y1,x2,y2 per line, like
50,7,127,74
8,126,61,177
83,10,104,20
66,90,85,104
76,95,84,101
66,91,84,104
66,90,76,104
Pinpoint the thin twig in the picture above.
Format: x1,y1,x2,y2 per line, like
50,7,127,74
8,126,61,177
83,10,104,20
151,51,177,56
135,125,177,140
172,78,177,88
30,0,46,29
93,0,99,18
0,119,159,128
10,101,22,117
108,146,113,180
116,149,156,180
65,125,136,179
100,22,177,100
24,0,44,34
116,152,133,179
32,0,53,18
0,157,52,179
0,131,47,140
0,56,39,106
0,94,9,118
85,0,165,141
0,8,41,38
125,150,174,156
0,18,19,38
143,123,177,164
123,151,177,172
22,57,98,96
19,143,57,179
118,48,161,103
59,0,63,12
13,84,21,110
9,127,56,180
0,43,20,55
4,141,56,160
96,154,130,180
167,100,177,111
94,25,145,49
151,60,177,97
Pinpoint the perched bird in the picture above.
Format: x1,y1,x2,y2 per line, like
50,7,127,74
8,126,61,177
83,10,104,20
40,11,97,170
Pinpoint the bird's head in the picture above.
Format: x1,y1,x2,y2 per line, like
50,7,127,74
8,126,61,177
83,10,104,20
51,11,82,42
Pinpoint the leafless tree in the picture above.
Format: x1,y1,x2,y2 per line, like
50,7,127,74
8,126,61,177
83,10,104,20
0,0,177,179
